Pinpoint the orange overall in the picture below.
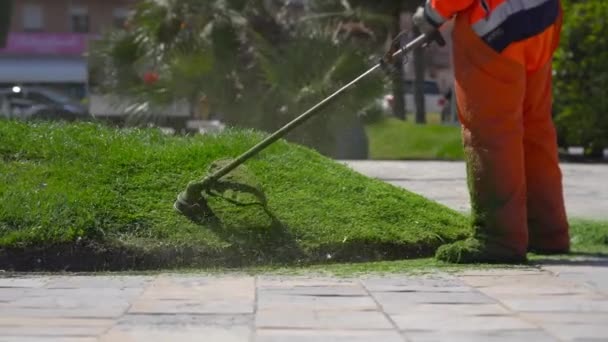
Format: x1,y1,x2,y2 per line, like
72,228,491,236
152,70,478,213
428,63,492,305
427,0,569,256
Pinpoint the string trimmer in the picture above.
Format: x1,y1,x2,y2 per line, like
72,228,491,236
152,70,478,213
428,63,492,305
174,30,445,220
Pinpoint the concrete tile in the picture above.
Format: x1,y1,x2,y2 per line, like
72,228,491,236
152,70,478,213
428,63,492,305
255,329,404,342
499,295,608,313
361,276,471,293
129,276,255,315
0,306,129,319
258,285,366,297
101,325,250,342
258,277,356,289
540,324,608,341
462,274,590,296
457,269,544,277
0,277,48,288
542,265,608,294
372,291,495,314
394,303,510,316
1,287,139,319
45,276,153,289
0,338,97,342
117,313,252,327
256,310,392,330
405,330,557,342
520,312,608,325
394,314,536,332
0,317,112,337
0,288,28,303
257,293,377,311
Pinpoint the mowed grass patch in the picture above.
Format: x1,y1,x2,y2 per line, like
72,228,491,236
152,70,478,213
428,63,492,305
366,118,464,160
0,120,470,271
568,220,608,254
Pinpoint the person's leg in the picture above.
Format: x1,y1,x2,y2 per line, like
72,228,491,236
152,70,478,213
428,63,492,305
523,62,569,253
434,11,529,264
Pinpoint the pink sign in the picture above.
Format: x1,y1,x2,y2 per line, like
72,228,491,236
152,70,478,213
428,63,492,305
0,33,92,55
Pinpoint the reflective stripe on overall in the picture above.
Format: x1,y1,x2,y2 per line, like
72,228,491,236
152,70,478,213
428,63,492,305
425,0,560,52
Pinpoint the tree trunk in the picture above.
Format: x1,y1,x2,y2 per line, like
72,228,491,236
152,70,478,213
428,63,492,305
413,27,426,124
0,1,12,48
390,10,406,120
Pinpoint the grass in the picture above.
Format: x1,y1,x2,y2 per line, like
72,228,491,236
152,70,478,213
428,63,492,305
366,117,464,160
0,120,470,271
568,219,608,254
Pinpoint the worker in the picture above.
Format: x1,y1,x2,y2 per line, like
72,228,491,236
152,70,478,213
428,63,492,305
413,0,569,263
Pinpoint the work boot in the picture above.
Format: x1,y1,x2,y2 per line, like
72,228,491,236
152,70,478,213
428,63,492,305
435,237,527,264
528,238,570,255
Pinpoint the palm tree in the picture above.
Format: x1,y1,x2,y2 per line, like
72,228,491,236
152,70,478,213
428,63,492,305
90,0,383,157
306,0,430,122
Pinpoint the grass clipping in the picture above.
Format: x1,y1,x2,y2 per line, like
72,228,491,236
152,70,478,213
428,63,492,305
0,120,470,270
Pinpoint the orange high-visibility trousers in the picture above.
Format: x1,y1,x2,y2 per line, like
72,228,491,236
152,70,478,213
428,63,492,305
452,7,569,255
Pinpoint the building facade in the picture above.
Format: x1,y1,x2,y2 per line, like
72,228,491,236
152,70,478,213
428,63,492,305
0,0,136,100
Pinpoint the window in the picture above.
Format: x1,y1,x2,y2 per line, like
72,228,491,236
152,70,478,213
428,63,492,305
70,6,89,33
112,8,130,29
23,4,43,31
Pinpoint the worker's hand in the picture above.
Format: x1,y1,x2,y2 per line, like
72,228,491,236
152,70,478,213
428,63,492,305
412,6,438,35
412,6,446,47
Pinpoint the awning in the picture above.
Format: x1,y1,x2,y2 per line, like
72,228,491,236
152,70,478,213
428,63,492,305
0,57,87,83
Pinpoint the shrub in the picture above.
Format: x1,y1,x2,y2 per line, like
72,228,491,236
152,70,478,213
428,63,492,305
553,0,608,155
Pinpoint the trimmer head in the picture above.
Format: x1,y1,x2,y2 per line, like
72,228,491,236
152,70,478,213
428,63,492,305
174,179,216,221
174,159,269,222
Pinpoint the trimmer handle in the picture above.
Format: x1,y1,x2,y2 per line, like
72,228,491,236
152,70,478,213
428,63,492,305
429,29,446,47
422,29,446,48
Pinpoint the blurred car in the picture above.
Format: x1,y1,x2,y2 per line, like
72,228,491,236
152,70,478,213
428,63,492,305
382,79,448,115
0,86,90,121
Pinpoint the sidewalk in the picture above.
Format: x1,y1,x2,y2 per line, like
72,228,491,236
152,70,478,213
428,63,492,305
345,161,608,219
1,264,607,341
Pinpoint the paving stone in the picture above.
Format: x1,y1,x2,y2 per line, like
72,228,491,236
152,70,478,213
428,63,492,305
1,287,140,318
256,309,392,330
0,303,128,318
361,276,471,293
457,269,546,277
404,330,557,342
0,338,97,342
0,288,29,303
258,285,366,297
371,291,495,314
129,276,255,315
461,272,589,295
520,312,608,325
101,325,250,342
0,277,48,288
117,313,252,327
393,313,536,332
0,317,112,337
392,303,510,316
542,264,608,294
498,295,608,313
258,292,377,311
255,329,404,342
539,324,608,341
45,276,153,289
258,277,356,289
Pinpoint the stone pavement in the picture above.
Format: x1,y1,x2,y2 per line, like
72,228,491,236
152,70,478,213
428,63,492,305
344,161,608,220
1,264,608,341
